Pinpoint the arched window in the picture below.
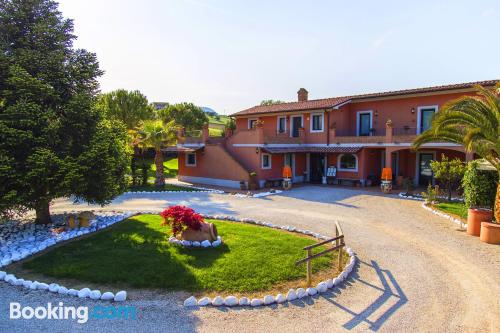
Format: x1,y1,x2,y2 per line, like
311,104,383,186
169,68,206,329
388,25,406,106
338,154,358,172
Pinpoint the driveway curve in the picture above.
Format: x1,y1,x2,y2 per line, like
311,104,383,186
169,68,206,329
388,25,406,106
0,186,498,333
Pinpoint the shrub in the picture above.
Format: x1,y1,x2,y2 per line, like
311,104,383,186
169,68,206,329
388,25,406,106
141,163,148,186
422,184,441,204
160,205,204,236
403,177,415,194
462,161,498,209
430,155,466,201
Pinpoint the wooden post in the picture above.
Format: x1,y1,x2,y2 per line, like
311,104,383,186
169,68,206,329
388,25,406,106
337,246,343,273
306,249,312,287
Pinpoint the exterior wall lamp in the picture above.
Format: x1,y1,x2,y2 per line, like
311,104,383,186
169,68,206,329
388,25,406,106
411,107,415,114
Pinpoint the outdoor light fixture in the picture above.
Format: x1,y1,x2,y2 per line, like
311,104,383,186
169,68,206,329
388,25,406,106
374,110,379,117
255,147,259,154
411,107,415,114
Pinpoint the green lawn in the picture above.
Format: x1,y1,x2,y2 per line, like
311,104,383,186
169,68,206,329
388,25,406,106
127,157,186,191
209,127,223,136
22,215,335,292
434,202,468,219
207,115,231,126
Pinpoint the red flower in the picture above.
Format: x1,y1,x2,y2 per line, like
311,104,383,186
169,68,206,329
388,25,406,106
159,205,204,236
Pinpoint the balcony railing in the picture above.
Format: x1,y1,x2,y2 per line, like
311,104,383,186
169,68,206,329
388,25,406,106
393,127,418,136
333,128,386,137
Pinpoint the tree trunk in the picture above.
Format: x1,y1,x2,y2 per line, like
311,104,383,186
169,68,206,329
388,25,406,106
495,180,500,223
154,149,165,186
35,199,52,225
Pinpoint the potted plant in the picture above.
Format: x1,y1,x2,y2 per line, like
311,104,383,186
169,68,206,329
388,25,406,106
160,206,218,242
462,161,496,236
248,172,259,190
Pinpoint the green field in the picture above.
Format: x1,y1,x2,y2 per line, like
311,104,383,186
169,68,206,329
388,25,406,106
207,114,231,126
22,215,336,292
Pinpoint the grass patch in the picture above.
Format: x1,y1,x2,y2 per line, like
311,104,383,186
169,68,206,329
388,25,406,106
209,127,223,136
434,202,467,219
22,215,335,292
208,115,231,126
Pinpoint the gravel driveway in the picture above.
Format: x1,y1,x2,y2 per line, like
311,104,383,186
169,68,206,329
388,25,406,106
1,186,498,332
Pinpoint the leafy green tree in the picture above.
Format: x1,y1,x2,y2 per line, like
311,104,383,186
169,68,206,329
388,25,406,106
136,120,177,186
430,155,466,201
156,102,207,132
0,0,129,224
413,84,500,222
97,89,153,130
260,99,285,106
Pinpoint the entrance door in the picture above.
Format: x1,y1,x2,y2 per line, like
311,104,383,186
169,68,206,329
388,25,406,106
310,153,324,183
291,116,302,137
418,153,434,186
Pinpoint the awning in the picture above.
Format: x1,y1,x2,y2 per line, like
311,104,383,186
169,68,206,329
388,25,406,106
262,146,362,154
163,146,204,153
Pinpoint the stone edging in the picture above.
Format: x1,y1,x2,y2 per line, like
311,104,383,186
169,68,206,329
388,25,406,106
124,185,225,195
0,211,135,302
398,192,464,202
168,236,222,248
421,203,465,228
183,214,357,308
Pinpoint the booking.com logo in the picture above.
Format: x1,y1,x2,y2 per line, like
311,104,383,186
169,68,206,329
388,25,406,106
10,302,137,324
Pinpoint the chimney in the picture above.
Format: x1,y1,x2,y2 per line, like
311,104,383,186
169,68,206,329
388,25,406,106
297,88,308,102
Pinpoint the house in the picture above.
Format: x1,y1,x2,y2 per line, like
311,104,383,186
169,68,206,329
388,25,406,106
169,80,498,189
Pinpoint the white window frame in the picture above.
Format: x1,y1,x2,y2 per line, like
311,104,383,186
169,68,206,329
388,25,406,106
185,152,197,167
416,105,438,134
248,118,258,129
290,115,304,137
261,153,272,169
337,153,358,172
356,110,373,136
277,116,287,134
310,112,325,133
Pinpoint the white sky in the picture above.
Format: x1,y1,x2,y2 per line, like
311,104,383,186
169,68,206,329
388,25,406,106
58,0,500,115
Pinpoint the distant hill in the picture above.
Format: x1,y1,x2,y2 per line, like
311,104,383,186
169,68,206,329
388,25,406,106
201,106,217,116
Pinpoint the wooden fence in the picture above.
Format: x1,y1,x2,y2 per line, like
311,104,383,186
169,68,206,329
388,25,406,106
295,221,345,287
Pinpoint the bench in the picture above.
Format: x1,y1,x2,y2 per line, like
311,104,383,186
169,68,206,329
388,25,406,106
264,178,283,188
335,178,362,187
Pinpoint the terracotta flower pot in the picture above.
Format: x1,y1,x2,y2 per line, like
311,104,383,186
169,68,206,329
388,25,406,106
467,208,493,236
480,222,500,244
181,222,218,242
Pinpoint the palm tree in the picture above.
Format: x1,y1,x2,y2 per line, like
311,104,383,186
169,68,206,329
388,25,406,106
413,84,500,221
137,120,178,186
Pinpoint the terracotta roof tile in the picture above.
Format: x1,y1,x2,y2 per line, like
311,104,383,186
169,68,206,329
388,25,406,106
231,79,499,117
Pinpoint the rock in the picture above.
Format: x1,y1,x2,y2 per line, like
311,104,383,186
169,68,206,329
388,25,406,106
275,294,286,304
78,288,91,298
263,295,275,305
181,240,192,247
29,282,38,290
37,283,49,290
101,292,115,301
90,290,101,300
238,297,249,306
197,297,211,306
0,271,6,280
306,287,318,296
326,279,334,289
49,283,59,292
224,296,238,307
192,241,201,247
201,240,211,248
332,277,341,286
250,298,262,307
212,240,221,247
22,280,32,288
68,289,79,296
316,282,328,293
286,289,297,301
211,296,224,306
296,288,307,298
1,259,12,266
183,296,197,307
114,291,127,302
57,286,68,295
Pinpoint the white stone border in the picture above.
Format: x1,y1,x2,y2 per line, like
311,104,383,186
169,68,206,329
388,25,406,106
421,203,466,229
232,190,283,198
124,185,225,195
183,214,357,308
398,192,464,202
168,236,223,248
0,211,136,302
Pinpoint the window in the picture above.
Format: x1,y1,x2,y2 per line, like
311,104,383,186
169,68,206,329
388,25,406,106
291,115,303,137
277,116,286,133
186,152,196,166
248,118,258,129
357,111,372,136
417,106,438,134
310,113,324,132
338,154,358,172
261,153,271,169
